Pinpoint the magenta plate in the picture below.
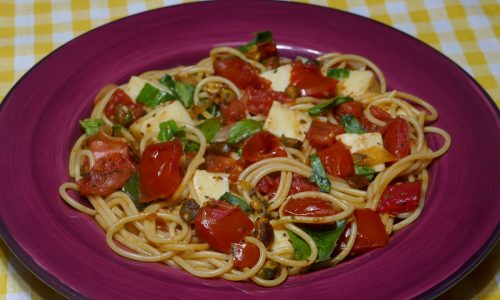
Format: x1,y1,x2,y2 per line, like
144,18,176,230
0,2,498,299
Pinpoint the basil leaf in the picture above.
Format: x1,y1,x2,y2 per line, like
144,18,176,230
310,154,331,193
327,68,350,80
136,83,174,108
157,120,185,142
122,173,147,210
80,118,104,136
219,192,251,214
207,104,220,117
307,96,353,116
340,114,367,134
227,119,263,144
184,141,200,153
159,75,195,108
197,118,222,143
355,165,375,181
238,30,273,52
159,74,176,90
288,221,347,262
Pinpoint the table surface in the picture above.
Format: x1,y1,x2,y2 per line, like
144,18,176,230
0,0,498,299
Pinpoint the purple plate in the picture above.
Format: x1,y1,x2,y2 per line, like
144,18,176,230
0,2,498,299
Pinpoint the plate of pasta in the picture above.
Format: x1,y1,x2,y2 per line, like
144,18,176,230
0,2,498,299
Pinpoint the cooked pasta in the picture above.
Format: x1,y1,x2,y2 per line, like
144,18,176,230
60,31,450,286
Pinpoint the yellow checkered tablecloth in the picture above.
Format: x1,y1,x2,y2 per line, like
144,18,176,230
0,0,498,299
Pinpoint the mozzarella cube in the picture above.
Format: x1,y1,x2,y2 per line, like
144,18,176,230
336,132,385,172
129,101,194,139
192,170,230,205
337,70,377,97
260,64,292,92
270,229,293,252
125,76,148,101
264,101,312,142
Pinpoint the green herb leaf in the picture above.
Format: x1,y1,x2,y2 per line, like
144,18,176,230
310,154,331,193
197,118,222,143
288,220,347,262
157,120,185,142
207,104,220,117
307,96,353,116
238,30,273,52
219,192,251,214
158,74,195,108
340,114,367,134
227,119,263,144
354,165,375,181
184,141,200,153
327,68,350,80
122,172,147,210
136,83,174,108
80,118,104,136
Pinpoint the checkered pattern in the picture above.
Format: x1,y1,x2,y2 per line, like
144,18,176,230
0,0,498,299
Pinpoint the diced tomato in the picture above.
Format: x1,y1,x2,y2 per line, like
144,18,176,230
231,242,260,269
256,173,318,198
306,121,345,149
282,197,335,217
204,154,244,182
290,61,337,98
194,200,254,253
351,209,389,255
104,88,145,127
360,106,393,133
138,141,183,203
213,56,270,90
87,133,133,162
317,142,354,178
370,106,392,121
241,87,293,116
334,101,364,119
383,117,410,161
288,173,319,195
377,181,422,214
221,100,246,125
242,131,287,165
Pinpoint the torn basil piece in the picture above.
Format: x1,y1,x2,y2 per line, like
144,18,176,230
307,96,352,116
310,154,331,193
227,119,263,144
80,118,104,136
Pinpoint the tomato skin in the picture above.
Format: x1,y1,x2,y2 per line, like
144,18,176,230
282,197,335,217
104,88,145,127
138,141,183,203
231,242,260,269
377,181,422,214
361,106,393,133
307,121,345,149
241,87,293,116
213,57,270,90
334,101,364,119
383,117,410,161
317,142,354,178
288,173,319,195
370,106,392,121
351,209,389,255
242,131,287,165
221,100,246,125
194,200,254,253
204,154,244,182
257,173,318,198
290,61,337,98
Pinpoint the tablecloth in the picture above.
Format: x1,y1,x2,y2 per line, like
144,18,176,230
0,0,498,299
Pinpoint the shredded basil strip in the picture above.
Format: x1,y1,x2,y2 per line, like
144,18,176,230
197,118,222,143
136,83,174,108
157,120,186,142
354,165,375,181
184,141,200,152
80,118,104,136
310,154,331,193
327,68,350,80
238,30,273,52
227,119,263,144
288,220,347,262
308,96,353,116
160,75,195,108
340,114,367,134
122,173,147,210
219,192,251,214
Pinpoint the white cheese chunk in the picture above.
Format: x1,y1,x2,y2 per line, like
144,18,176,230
337,70,377,97
124,76,149,101
192,170,230,205
129,101,194,139
336,132,386,172
260,64,292,92
263,101,312,142
270,229,293,252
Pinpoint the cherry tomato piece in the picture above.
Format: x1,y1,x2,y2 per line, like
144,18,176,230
221,100,246,125
194,200,254,253
290,61,337,98
351,209,389,255
241,87,293,116
257,173,318,198
288,173,319,195
139,141,183,203
377,181,422,214
231,242,260,269
282,197,335,217
370,106,392,121
317,142,354,178
383,117,410,161
104,88,145,127
242,131,287,165
213,56,270,90
204,154,244,182
334,101,364,119
306,121,345,149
